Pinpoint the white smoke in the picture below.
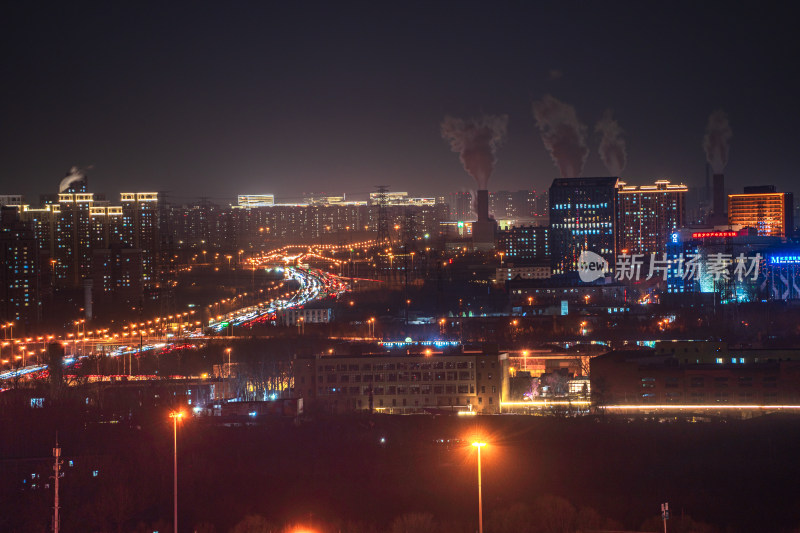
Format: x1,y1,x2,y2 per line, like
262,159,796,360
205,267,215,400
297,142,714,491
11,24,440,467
441,114,508,190
532,95,588,178
58,166,89,193
703,110,732,174
595,110,627,176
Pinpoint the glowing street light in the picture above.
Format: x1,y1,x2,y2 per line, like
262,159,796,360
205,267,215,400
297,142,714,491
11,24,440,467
169,411,184,533
472,441,487,533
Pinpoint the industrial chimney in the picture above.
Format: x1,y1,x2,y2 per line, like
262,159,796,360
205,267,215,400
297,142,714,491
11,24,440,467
472,189,496,251
476,189,489,222
709,173,727,225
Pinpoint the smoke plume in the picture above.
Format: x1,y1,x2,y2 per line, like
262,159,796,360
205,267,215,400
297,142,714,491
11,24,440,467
58,166,90,192
532,95,588,178
441,114,508,190
595,110,627,176
703,110,732,174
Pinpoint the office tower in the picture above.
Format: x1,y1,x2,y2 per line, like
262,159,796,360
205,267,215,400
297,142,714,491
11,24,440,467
0,207,42,326
617,179,687,255
549,177,619,275
728,186,794,238
121,193,160,285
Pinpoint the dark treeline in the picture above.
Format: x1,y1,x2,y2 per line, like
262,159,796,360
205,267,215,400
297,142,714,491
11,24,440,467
2,407,800,532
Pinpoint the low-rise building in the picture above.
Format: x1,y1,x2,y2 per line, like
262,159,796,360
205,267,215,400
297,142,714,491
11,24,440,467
293,350,509,414
495,263,551,283
590,341,800,408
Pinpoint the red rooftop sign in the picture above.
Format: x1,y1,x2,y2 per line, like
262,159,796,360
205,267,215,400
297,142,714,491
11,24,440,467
692,231,737,239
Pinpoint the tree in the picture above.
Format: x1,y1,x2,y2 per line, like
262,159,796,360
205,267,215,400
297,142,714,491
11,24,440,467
487,503,534,533
532,495,576,533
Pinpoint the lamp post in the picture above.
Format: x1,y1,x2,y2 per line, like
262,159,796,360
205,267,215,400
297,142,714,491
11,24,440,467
225,347,232,397
472,441,486,533
169,411,184,533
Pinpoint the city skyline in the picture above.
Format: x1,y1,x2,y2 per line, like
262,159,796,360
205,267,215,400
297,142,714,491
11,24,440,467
2,2,799,201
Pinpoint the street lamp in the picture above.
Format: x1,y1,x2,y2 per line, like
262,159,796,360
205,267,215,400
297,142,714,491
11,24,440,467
225,347,232,383
169,411,184,533
472,441,487,533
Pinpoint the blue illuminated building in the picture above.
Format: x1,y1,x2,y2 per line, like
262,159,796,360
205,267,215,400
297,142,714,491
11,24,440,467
549,177,618,275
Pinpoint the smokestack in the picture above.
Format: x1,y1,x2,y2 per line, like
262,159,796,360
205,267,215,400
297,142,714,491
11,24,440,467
477,189,489,222
707,173,728,226
711,174,726,225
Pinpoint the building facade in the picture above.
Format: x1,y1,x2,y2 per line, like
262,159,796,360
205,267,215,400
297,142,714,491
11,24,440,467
728,187,794,238
0,207,43,326
497,225,550,264
591,342,800,408
549,177,619,275
447,191,473,221
293,351,509,414
617,179,687,255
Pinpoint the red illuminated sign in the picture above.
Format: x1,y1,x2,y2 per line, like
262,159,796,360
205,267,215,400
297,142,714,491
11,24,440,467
692,231,736,239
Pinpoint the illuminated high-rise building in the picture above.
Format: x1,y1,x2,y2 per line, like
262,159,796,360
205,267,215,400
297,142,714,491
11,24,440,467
120,193,160,285
728,186,794,238
92,246,143,307
54,191,96,287
90,205,124,249
617,179,687,255
0,207,42,326
549,177,619,275
19,204,58,257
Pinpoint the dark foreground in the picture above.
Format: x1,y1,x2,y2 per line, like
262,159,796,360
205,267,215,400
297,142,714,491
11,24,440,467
2,410,800,532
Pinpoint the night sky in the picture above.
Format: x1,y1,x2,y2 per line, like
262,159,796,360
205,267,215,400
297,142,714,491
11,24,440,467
2,2,798,203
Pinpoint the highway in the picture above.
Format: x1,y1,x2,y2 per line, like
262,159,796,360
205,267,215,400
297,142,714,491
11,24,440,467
207,265,347,332
1,262,349,383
